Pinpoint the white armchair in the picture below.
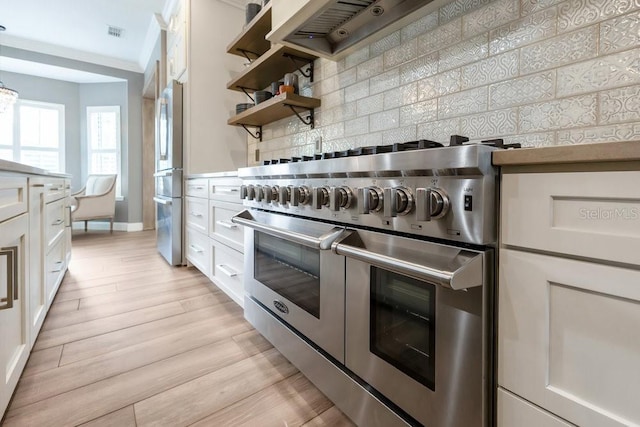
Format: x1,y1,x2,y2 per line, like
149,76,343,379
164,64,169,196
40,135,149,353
71,174,117,233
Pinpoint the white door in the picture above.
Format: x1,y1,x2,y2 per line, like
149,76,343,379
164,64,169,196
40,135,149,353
499,248,640,427
0,214,30,416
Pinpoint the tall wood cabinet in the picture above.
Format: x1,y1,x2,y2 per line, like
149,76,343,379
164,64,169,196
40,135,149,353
498,169,640,427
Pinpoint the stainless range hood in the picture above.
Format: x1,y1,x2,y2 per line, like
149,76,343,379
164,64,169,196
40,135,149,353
267,0,450,60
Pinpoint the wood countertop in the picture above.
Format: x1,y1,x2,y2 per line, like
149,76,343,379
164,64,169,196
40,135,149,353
492,141,640,167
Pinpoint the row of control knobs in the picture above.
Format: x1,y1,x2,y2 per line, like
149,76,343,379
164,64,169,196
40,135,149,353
240,184,450,220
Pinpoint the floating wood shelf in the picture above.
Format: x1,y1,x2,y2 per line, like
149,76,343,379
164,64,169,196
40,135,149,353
226,3,272,60
227,44,317,93
228,92,321,127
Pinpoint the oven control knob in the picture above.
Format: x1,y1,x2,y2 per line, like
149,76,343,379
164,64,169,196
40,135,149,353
330,186,354,211
278,186,292,205
383,187,414,217
416,188,450,221
268,185,279,203
247,185,256,201
255,185,264,202
296,186,311,205
357,186,383,214
313,187,330,209
262,185,271,203
240,185,248,200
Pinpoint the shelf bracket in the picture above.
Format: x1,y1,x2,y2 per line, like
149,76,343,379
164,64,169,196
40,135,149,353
237,48,259,63
283,54,315,82
286,105,314,129
241,125,262,142
239,87,255,103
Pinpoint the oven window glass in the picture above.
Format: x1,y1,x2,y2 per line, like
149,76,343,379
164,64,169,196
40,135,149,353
371,267,436,390
254,231,321,318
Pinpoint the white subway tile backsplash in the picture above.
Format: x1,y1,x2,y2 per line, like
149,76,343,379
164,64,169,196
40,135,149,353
401,11,439,42
384,39,418,69
556,48,640,97
357,93,385,116
345,80,370,102
463,0,520,38
521,0,563,16
256,0,640,158
599,85,640,124
400,53,439,85
345,47,370,69
345,117,370,137
371,31,402,57
370,109,400,132
441,0,494,23
558,0,640,33
400,100,438,126
489,7,557,55
461,50,519,89
520,26,597,74
357,57,384,82
370,69,401,95
418,69,461,101
557,123,640,144
439,34,489,71
460,108,518,138
438,86,488,119
489,71,555,108
417,118,461,142
600,11,640,54
383,126,419,144
417,19,463,57
519,94,597,132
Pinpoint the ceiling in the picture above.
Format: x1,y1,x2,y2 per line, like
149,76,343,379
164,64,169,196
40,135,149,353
0,0,244,83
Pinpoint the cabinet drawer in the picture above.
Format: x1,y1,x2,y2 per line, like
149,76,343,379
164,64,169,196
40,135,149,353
501,171,640,264
45,198,66,250
209,200,244,252
0,177,27,222
498,388,572,427
185,196,208,234
209,177,242,203
186,228,210,277
499,248,640,427
211,239,244,307
45,236,66,307
185,178,208,198
44,178,67,204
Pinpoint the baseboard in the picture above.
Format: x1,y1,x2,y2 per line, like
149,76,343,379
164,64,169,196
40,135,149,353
71,221,144,232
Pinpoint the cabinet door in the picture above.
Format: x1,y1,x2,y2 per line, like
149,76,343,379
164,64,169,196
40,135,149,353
498,388,573,427
499,249,640,427
0,214,29,416
28,180,46,344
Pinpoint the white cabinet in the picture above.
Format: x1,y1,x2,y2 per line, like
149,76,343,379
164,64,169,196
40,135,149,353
167,0,187,83
0,213,30,415
499,170,640,427
27,179,46,343
497,388,573,427
185,174,244,307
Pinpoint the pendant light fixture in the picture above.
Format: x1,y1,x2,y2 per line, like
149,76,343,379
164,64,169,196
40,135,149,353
0,24,19,113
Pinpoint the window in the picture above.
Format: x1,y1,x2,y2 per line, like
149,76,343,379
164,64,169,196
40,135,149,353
87,106,122,198
0,100,65,172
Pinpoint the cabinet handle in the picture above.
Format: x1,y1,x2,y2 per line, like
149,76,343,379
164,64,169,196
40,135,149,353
0,246,18,310
51,261,64,273
189,244,204,254
66,206,72,227
217,264,237,278
216,220,237,230
189,185,205,190
189,212,204,218
52,219,64,226
217,188,239,193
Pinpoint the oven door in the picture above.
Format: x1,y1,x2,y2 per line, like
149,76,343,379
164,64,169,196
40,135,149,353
334,230,492,427
232,209,349,362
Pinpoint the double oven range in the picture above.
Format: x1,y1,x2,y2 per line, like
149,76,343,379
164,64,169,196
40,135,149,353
232,137,508,427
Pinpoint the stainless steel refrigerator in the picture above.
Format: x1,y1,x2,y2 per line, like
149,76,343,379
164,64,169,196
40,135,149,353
154,80,184,265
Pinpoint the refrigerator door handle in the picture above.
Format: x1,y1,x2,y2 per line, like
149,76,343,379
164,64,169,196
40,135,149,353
153,197,172,206
154,171,173,177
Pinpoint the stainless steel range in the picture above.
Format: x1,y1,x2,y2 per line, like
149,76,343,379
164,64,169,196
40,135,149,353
232,136,513,427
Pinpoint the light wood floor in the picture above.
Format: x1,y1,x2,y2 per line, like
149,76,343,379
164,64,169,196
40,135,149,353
3,230,355,427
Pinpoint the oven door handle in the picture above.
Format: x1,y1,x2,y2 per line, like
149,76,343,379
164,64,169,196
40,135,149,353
231,210,347,250
333,242,484,290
